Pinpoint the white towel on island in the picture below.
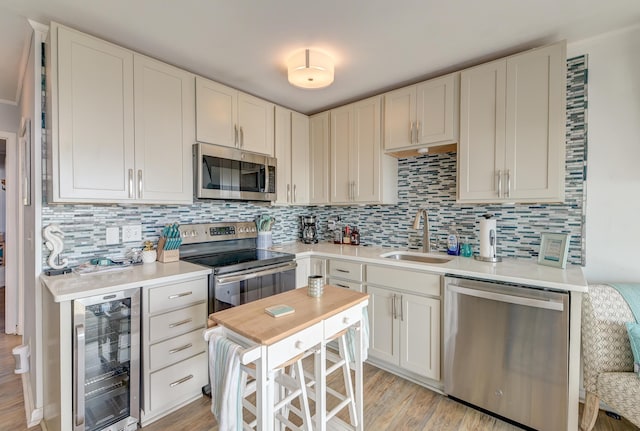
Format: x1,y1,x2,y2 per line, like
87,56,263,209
346,307,370,363
209,334,247,431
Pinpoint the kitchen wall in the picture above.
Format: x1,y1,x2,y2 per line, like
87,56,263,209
41,56,587,269
0,103,20,132
568,23,640,283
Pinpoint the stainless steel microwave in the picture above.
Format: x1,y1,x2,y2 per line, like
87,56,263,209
194,143,277,201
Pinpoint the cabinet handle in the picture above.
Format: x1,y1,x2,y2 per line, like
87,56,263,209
287,184,291,202
294,340,305,350
400,295,404,321
335,283,349,289
335,268,350,273
505,169,511,198
234,125,238,147
169,318,192,328
138,169,143,199
168,291,192,299
240,126,244,148
416,121,421,143
128,169,134,199
170,374,194,388
497,170,503,197
409,121,414,143
169,343,193,354
293,184,297,202
392,294,396,319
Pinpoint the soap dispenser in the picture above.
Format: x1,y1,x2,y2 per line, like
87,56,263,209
447,225,460,256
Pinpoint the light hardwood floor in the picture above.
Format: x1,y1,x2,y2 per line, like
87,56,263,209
0,286,637,430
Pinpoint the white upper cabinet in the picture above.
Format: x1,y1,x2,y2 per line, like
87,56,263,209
309,112,331,205
196,77,274,156
458,42,566,203
50,23,194,204
133,55,195,203
384,73,459,152
330,96,397,205
275,106,309,205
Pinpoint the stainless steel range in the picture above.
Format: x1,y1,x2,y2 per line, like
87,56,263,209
179,222,296,314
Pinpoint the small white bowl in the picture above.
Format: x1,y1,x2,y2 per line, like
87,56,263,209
142,250,157,264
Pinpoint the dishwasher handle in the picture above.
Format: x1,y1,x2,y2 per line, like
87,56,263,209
447,283,564,312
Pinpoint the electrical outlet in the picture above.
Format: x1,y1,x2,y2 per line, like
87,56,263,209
122,225,142,243
106,227,120,245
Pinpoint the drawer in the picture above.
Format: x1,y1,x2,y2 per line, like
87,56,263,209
367,265,441,297
328,278,363,292
149,302,207,343
149,352,208,412
324,305,363,339
267,322,323,370
328,260,364,282
149,328,207,371
148,277,207,314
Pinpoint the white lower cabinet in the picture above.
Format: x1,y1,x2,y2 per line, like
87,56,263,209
296,256,328,288
366,265,441,382
141,276,209,426
328,258,364,292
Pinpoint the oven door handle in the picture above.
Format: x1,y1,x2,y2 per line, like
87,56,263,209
215,261,297,284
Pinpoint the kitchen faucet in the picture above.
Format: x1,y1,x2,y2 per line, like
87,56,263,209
412,209,431,253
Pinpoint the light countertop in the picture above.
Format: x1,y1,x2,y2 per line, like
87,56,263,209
272,242,587,293
41,260,212,302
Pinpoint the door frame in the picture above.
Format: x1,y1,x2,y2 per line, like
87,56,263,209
1,129,20,334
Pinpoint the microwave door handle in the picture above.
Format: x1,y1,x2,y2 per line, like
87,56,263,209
215,261,297,284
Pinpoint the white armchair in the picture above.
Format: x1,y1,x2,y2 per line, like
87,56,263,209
580,284,640,431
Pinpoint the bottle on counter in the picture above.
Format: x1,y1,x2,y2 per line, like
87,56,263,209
350,226,360,245
447,224,460,256
343,226,351,244
333,220,343,244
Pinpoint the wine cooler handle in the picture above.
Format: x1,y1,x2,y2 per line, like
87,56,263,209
74,324,85,429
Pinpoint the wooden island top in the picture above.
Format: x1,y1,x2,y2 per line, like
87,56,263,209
210,285,369,346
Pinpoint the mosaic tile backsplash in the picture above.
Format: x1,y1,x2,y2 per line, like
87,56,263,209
41,56,587,269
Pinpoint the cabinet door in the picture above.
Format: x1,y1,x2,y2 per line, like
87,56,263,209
134,55,194,203
238,92,274,156
309,112,330,204
505,43,565,201
291,112,310,205
195,77,237,148
352,96,381,203
416,73,459,145
330,106,353,203
367,286,398,364
56,26,135,200
295,257,310,288
274,106,292,204
383,86,415,150
310,257,327,278
458,59,507,201
399,293,440,380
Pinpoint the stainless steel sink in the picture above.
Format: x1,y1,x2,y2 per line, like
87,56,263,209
380,251,452,264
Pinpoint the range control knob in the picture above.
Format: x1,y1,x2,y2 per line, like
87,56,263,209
238,227,245,233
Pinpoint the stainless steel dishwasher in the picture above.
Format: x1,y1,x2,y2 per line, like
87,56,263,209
444,276,569,431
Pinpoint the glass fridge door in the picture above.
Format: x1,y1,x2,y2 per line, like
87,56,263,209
73,288,140,431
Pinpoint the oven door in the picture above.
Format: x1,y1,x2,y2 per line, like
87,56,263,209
209,261,297,313
195,143,276,201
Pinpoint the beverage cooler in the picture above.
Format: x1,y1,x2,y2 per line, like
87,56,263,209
73,288,140,431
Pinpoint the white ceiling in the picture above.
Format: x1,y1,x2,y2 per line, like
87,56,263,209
1,0,639,114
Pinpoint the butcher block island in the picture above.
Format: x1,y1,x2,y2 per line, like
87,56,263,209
209,285,370,431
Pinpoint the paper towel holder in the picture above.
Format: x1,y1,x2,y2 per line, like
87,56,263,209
474,214,502,263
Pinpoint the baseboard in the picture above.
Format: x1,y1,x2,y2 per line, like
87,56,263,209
21,372,43,427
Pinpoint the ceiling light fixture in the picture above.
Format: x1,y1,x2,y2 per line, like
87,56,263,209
287,48,334,89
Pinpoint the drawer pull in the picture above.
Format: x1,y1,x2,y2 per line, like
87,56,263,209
169,374,194,388
168,291,193,300
169,318,192,328
342,317,350,325
336,283,349,289
294,341,305,350
336,269,350,273
169,343,193,354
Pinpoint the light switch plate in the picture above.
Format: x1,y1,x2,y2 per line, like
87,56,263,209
122,225,142,243
106,227,120,245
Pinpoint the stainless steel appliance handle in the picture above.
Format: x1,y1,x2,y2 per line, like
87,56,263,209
168,291,192,300
128,169,134,198
215,261,298,285
447,283,564,311
138,169,143,199
170,374,194,387
74,324,85,429
169,343,193,354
